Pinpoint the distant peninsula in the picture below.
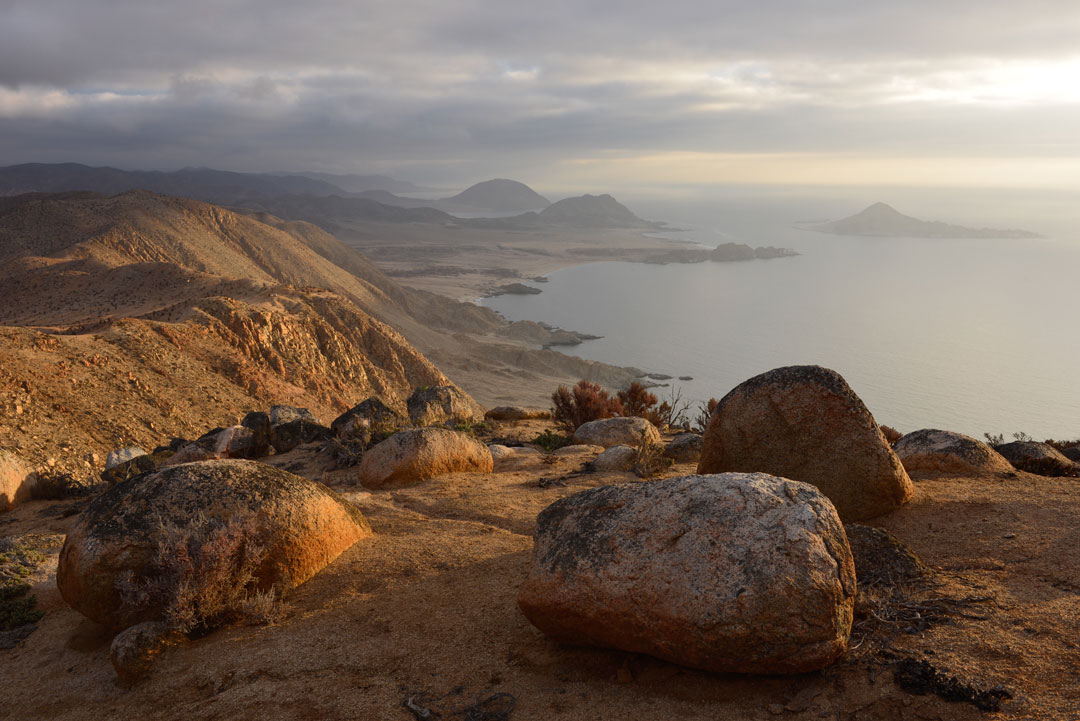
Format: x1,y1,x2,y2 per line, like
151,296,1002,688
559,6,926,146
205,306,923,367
807,202,1043,239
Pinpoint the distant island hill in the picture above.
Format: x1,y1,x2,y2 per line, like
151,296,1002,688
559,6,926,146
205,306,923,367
806,202,1043,239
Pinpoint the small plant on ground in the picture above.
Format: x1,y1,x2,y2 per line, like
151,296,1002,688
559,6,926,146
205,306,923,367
632,430,673,478
116,514,283,635
551,380,625,433
1,539,47,637
984,432,1005,446
531,429,571,452
692,398,720,433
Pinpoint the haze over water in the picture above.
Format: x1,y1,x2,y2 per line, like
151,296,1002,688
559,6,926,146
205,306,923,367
483,188,1080,440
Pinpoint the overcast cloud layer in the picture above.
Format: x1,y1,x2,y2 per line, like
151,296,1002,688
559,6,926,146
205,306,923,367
2,0,1079,189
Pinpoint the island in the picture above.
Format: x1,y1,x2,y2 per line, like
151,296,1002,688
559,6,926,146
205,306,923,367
807,202,1043,239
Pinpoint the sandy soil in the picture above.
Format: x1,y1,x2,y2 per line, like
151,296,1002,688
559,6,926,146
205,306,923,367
3,422,1079,721
333,222,697,301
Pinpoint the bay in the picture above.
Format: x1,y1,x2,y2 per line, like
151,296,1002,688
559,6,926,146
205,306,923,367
481,189,1080,440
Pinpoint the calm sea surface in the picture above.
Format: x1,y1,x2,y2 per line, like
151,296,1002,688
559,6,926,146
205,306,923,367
481,188,1080,439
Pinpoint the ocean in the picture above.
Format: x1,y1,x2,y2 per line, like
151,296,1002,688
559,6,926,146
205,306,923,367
480,186,1080,440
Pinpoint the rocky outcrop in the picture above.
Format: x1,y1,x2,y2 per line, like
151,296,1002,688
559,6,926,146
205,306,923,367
518,473,856,674
663,433,703,462
572,417,661,449
484,406,551,421
697,365,913,521
406,386,485,427
356,428,493,489
57,459,371,631
0,452,36,511
894,429,1013,476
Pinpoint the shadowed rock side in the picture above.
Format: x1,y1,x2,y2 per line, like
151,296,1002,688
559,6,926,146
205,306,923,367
518,473,856,674
57,460,371,631
894,429,1014,476
994,441,1079,476
697,365,913,521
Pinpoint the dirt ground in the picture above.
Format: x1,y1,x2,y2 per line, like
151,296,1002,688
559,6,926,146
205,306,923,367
3,420,1079,721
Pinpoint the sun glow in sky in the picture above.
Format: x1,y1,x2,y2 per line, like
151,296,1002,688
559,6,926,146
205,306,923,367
1,0,1079,190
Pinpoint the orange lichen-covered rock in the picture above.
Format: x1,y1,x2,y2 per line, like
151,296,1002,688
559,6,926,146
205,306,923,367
57,459,370,631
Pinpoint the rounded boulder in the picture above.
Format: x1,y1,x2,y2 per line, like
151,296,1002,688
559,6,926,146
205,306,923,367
894,429,1013,476
357,428,493,489
572,416,661,449
697,365,913,521
518,472,856,674
57,459,371,631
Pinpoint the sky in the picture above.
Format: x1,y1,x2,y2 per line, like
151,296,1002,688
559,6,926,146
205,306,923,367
2,0,1080,192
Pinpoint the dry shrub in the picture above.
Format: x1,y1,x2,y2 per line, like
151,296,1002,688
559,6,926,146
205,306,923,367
551,380,625,433
117,514,283,635
692,398,720,433
632,431,673,478
617,382,661,425
879,425,903,445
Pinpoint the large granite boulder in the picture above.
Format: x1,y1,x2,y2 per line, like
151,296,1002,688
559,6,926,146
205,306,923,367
57,459,371,631
894,429,1013,476
697,365,913,521
518,473,856,674
357,428,494,489
0,452,37,511
995,441,1079,476
406,385,485,426
572,417,661,449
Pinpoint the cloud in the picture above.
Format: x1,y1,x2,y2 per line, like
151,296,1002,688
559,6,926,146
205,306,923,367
1,0,1079,186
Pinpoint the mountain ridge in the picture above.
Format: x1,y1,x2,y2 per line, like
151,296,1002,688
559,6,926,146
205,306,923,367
809,202,1043,239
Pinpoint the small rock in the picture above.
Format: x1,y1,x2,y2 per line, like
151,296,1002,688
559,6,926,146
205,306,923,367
590,445,637,472
894,429,1013,476
663,433,703,462
357,428,494,489
331,398,403,438
271,419,332,454
109,621,177,683
105,447,147,471
485,406,551,421
240,412,273,457
407,386,485,426
0,452,37,512
572,417,661,449
269,405,316,426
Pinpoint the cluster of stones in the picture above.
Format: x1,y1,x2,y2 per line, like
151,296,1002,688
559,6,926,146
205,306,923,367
98,385,486,487
519,365,915,675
